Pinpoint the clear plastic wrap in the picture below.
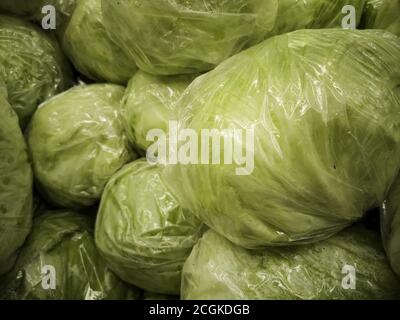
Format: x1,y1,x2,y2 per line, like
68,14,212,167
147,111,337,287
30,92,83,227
164,29,400,248
27,84,133,209
381,177,400,277
362,0,400,37
101,0,279,75
0,14,73,127
95,159,204,295
0,80,33,275
0,211,141,300
101,0,369,75
182,226,400,300
122,71,195,152
63,0,137,84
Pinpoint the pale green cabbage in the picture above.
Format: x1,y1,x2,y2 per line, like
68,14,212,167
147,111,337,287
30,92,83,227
63,0,137,84
122,71,195,152
0,15,73,127
0,211,141,300
164,29,400,248
101,0,279,75
0,80,33,275
28,84,132,209
95,159,204,295
182,226,400,299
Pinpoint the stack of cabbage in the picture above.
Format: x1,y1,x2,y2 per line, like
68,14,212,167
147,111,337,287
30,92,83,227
0,0,400,300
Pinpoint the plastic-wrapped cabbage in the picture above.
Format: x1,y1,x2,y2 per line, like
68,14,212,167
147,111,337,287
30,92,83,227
122,71,195,152
270,0,366,35
101,0,278,75
63,0,137,84
0,0,77,37
0,211,140,300
182,227,400,300
28,84,132,209
164,29,400,248
381,177,400,277
0,15,73,127
362,0,400,37
95,159,204,295
0,81,33,275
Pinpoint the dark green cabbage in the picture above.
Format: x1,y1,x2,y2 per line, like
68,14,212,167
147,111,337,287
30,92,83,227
0,15,73,127
0,81,33,275
28,84,132,209
63,0,137,84
95,159,204,295
182,226,400,299
0,211,140,300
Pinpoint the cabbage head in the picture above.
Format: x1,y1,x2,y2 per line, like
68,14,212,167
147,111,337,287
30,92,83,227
270,0,366,35
28,84,132,209
0,15,73,127
0,211,140,300
163,29,400,248
182,226,400,299
63,0,137,84
95,159,204,295
361,0,400,37
122,71,195,152
381,176,400,277
0,0,77,37
101,0,278,75
0,81,33,275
